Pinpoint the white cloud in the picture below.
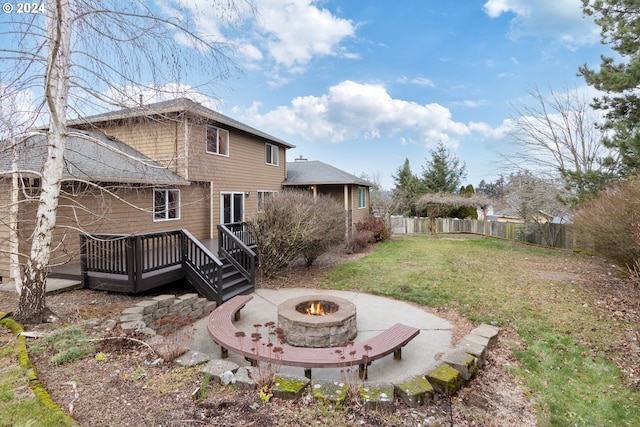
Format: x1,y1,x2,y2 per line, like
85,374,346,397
483,0,599,46
397,76,436,88
255,0,356,68
237,80,474,146
470,118,515,139
452,100,488,108
163,0,356,72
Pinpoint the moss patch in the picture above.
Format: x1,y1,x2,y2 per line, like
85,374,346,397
0,312,79,427
394,376,435,407
359,383,394,411
272,375,309,400
426,363,462,396
311,380,347,404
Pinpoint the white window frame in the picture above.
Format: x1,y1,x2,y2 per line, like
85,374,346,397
206,125,229,156
265,143,279,166
220,192,245,224
358,187,367,209
257,190,278,212
154,189,181,221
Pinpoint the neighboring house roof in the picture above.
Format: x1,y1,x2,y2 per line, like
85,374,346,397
284,160,374,187
67,97,295,149
0,130,188,185
494,206,554,221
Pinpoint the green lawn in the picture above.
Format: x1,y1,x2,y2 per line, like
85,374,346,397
319,235,638,426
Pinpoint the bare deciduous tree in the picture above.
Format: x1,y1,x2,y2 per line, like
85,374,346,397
0,0,249,323
503,172,570,246
506,86,619,203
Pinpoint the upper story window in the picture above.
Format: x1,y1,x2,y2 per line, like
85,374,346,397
154,189,180,221
358,187,367,209
206,125,229,156
265,143,279,166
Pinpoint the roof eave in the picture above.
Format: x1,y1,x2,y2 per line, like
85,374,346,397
67,100,296,149
283,181,373,187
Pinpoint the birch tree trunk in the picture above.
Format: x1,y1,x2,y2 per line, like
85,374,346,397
15,0,71,323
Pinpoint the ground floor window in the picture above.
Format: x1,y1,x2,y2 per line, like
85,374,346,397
358,186,367,208
154,189,180,221
257,190,278,212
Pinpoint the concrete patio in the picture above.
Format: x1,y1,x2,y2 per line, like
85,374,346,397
188,287,455,382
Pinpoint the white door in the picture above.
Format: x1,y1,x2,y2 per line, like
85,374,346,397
221,192,244,224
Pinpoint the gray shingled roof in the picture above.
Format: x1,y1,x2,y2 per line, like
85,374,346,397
284,160,373,186
68,97,295,149
0,130,188,185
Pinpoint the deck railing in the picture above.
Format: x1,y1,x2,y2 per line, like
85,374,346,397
81,230,222,299
217,222,257,286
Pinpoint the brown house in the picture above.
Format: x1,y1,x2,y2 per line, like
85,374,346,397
0,98,294,284
0,99,373,301
284,157,374,236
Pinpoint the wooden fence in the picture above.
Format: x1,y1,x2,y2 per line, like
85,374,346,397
388,216,577,249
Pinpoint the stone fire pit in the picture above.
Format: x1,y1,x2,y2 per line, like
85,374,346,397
277,295,357,348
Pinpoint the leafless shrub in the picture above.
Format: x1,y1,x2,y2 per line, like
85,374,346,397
346,230,376,254
626,261,640,344
150,313,194,362
572,179,640,267
249,190,346,277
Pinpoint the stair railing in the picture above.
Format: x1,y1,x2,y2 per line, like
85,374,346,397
181,229,224,304
217,222,257,287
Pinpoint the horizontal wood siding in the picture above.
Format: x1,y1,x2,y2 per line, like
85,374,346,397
351,186,371,226
75,116,187,178
186,121,287,224
0,180,11,280
314,184,371,230
72,113,290,238
15,184,210,269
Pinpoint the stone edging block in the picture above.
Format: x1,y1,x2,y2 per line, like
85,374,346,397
117,293,216,335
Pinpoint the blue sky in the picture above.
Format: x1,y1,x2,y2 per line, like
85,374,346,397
1,0,610,190
205,0,608,189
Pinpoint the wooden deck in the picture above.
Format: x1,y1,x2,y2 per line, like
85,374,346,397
49,237,219,281
55,225,257,304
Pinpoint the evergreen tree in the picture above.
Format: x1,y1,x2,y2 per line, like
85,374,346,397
477,176,506,198
580,0,640,175
422,142,467,193
392,158,423,215
451,184,477,219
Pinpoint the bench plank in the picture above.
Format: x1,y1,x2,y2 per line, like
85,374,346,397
207,295,420,379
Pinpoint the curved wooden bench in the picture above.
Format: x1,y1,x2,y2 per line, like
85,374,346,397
207,295,421,379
